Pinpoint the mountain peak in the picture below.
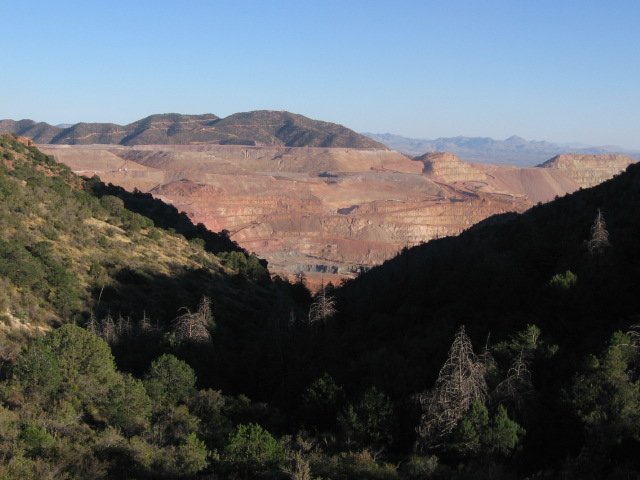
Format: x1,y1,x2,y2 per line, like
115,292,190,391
505,135,526,144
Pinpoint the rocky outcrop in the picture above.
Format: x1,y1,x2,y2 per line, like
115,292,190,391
538,154,636,188
418,152,586,203
418,152,486,182
14,136,35,147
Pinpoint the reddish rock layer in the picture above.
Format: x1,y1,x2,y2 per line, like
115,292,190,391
42,145,635,284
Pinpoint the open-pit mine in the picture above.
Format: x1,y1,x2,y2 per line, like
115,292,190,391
40,142,634,285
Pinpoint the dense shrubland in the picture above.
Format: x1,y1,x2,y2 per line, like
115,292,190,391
1,135,640,478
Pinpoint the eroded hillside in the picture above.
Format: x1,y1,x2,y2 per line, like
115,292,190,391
42,143,635,284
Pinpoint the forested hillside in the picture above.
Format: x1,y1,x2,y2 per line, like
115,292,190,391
327,160,640,477
0,134,306,478
1,134,640,479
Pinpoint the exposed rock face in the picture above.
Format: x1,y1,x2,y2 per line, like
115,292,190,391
417,151,636,204
41,144,635,284
537,154,636,188
14,136,35,147
419,152,486,182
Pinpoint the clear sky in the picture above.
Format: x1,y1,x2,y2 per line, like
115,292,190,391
3,0,639,148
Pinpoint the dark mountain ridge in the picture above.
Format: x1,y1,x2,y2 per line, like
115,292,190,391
322,160,640,473
0,111,386,149
336,160,640,362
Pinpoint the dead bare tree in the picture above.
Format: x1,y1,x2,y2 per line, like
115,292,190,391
87,311,162,346
416,325,488,451
115,314,133,340
491,349,533,414
627,321,640,345
139,311,152,332
86,311,100,336
173,296,214,343
86,311,117,343
587,208,611,254
623,320,640,376
101,313,117,344
308,280,337,324
480,334,498,383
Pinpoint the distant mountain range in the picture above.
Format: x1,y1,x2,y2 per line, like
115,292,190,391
363,132,640,166
0,111,386,149
5,111,637,167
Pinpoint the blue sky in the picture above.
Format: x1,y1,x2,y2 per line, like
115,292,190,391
3,1,639,148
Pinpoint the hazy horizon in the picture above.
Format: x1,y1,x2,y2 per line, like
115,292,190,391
4,114,638,153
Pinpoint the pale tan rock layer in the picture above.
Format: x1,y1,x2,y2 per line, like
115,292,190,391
42,145,635,284
538,154,634,188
